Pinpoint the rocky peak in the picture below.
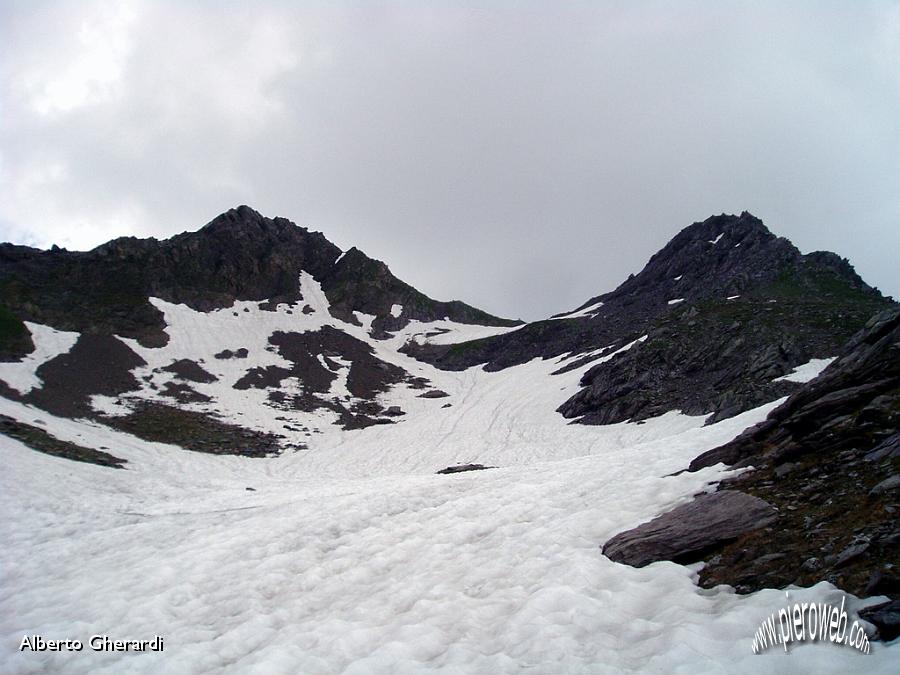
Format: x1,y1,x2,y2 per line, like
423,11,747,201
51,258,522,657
197,205,302,240
410,212,893,427
0,206,517,350
595,212,802,308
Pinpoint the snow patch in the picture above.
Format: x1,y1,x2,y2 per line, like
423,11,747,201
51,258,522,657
299,271,331,315
667,298,685,305
353,312,376,334
772,357,836,384
394,320,523,347
550,300,604,320
726,295,740,300
390,304,403,318
0,322,79,395
673,275,683,281
708,233,724,245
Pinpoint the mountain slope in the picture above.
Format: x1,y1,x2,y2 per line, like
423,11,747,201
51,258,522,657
2,207,899,669
0,205,518,350
408,212,893,425
0,207,523,440
0,209,892,451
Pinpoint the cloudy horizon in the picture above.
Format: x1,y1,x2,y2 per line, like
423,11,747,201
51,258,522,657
1,1,898,321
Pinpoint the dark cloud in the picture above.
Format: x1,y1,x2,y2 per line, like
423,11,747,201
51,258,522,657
1,1,898,320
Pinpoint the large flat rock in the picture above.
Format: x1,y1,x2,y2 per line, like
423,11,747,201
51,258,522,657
602,490,778,567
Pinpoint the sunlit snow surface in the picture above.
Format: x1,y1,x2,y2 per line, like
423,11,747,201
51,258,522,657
1,280,896,673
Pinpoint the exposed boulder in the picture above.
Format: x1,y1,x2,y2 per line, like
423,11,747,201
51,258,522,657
602,491,777,567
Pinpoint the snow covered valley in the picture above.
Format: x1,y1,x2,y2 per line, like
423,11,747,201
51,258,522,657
1,248,897,673
2,345,897,672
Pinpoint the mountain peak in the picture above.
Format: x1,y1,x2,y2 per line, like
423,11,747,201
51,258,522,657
198,205,309,238
594,212,800,307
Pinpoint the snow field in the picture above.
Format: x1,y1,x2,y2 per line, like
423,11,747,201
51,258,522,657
0,275,895,672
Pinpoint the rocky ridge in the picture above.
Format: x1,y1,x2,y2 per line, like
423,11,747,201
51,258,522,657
408,212,892,425
0,205,518,351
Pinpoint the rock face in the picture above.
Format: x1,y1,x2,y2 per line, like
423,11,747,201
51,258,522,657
602,491,778,567
408,212,893,425
691,307,900,472
0,414,127,468
0,205,518,349
320,247,518,336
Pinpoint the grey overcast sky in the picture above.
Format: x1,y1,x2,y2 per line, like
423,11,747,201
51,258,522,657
1,1,897,321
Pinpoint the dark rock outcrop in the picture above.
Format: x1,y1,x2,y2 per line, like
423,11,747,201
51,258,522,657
321,247,520,336
104,402,282,457
602,491,778,567
160,359,218,383
0,304,34,361
213,348,249,360
691,307,900,472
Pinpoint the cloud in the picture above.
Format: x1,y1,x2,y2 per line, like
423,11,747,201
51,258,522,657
1,0,898,320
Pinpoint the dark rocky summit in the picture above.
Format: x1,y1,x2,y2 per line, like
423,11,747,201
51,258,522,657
604,307,900,632
409,212,892,425
0,205,517,349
